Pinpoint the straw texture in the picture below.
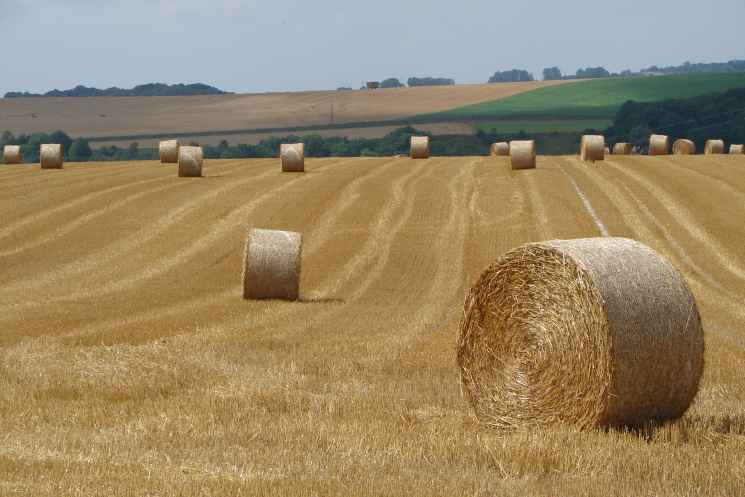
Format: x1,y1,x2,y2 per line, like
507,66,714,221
40,144,63,169
457,237,704,429
705,139,724,154
649,134,669,155
490,142,510,156
281,143,305,172
410,136,430,159
509,140,535,170
581,135,605,162
178,146,203,177
159,140,179,163
3,145,22,165
613,142,632,155
730,144,744,154
673,139,696,155
243,228,302,301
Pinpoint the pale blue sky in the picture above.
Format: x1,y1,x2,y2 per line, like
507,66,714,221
1,0,743,96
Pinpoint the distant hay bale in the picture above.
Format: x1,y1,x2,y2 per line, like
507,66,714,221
730,144,744,154
604,147,610,155
580,135,605,162
40,144,63,169
3,145,22,164
490,142,510,156
649,134,669,155
243,228,302,301
178,146,203,177
159,140,179,163
281,143,305,172
673,139,696,155
410,136,430,159
457,237,704,429
705,139,724,154
613,142,632,155
509,140,535,170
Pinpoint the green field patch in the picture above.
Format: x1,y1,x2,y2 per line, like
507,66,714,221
474,119,613,134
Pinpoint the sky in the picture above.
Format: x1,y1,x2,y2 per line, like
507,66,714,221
1,0,744,96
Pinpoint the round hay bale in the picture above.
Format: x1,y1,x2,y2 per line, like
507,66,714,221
604,147,610,155
243,228,302,301
509,140,535,170
649,134,669,155
490,142,510,156
410,136,430,159
730,144,744,154
178,146,203,177
705,139,724,154
613,142,632,155
457,237,704,429
281,143,305,172
673,139,696,155
40,144,63,169
3,145,22,165
159,140,179,163
580,135,605,162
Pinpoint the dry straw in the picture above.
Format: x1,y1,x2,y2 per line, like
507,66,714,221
613,142,632,155
490,142,510,156
243,228,302,301
580,135,605,162
705,139,724,154
457,237,704,429
40,144,63,169
673,139,696,155
509,140,535,170
410,136,430,159
3,145,22,164
159,140,179,163
178,146,203,177
281,143,305,172
649,134,669,155
730,144,745,154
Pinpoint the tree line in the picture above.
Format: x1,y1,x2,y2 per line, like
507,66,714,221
4,83,232,98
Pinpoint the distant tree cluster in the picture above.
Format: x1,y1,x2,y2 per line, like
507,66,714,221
488,69,535,83
4,83,232,98
407,77,455,87
640,60,745,75
379,78,405,88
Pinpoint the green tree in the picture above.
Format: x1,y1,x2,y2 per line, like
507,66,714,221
379,78,405,88
69,137,92,162
488,70,534,83
129,141,139,159
50,130,73,155
542,67,562,80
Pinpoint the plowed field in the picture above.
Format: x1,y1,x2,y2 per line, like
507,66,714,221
1,155,745,495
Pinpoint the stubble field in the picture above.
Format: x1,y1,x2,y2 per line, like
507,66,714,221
1,154,745,495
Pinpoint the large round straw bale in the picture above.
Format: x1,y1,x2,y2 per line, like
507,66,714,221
613,142,632,155
509,140,535,170
40,144,63,169
178,146,203,177
280,143,305,172
649,134,669,155
580,135,605,162
457,237,704,429
705,139,724,154
159,139,179,163
3,145,22,164
673,139,695,155
490,142,510,156
410,136,430,159
730,144,744,154
243,228,302,301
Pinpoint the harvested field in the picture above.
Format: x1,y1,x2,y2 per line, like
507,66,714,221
1,155,745,495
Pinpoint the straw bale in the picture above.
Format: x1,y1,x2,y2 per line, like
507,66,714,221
730,144,744,154
649,134,669,155
613,142,632,155
40,144,63,169
580,135,605,162
705,139,724,154
509,140,535,170
159,140,179,163
673,139,695,155
457,237,704,429
178,146,203,177
243,228,302,301
281,143,305,172
490,142,510,156
604,147,610,155
3,145,22,164
410,136,430,159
